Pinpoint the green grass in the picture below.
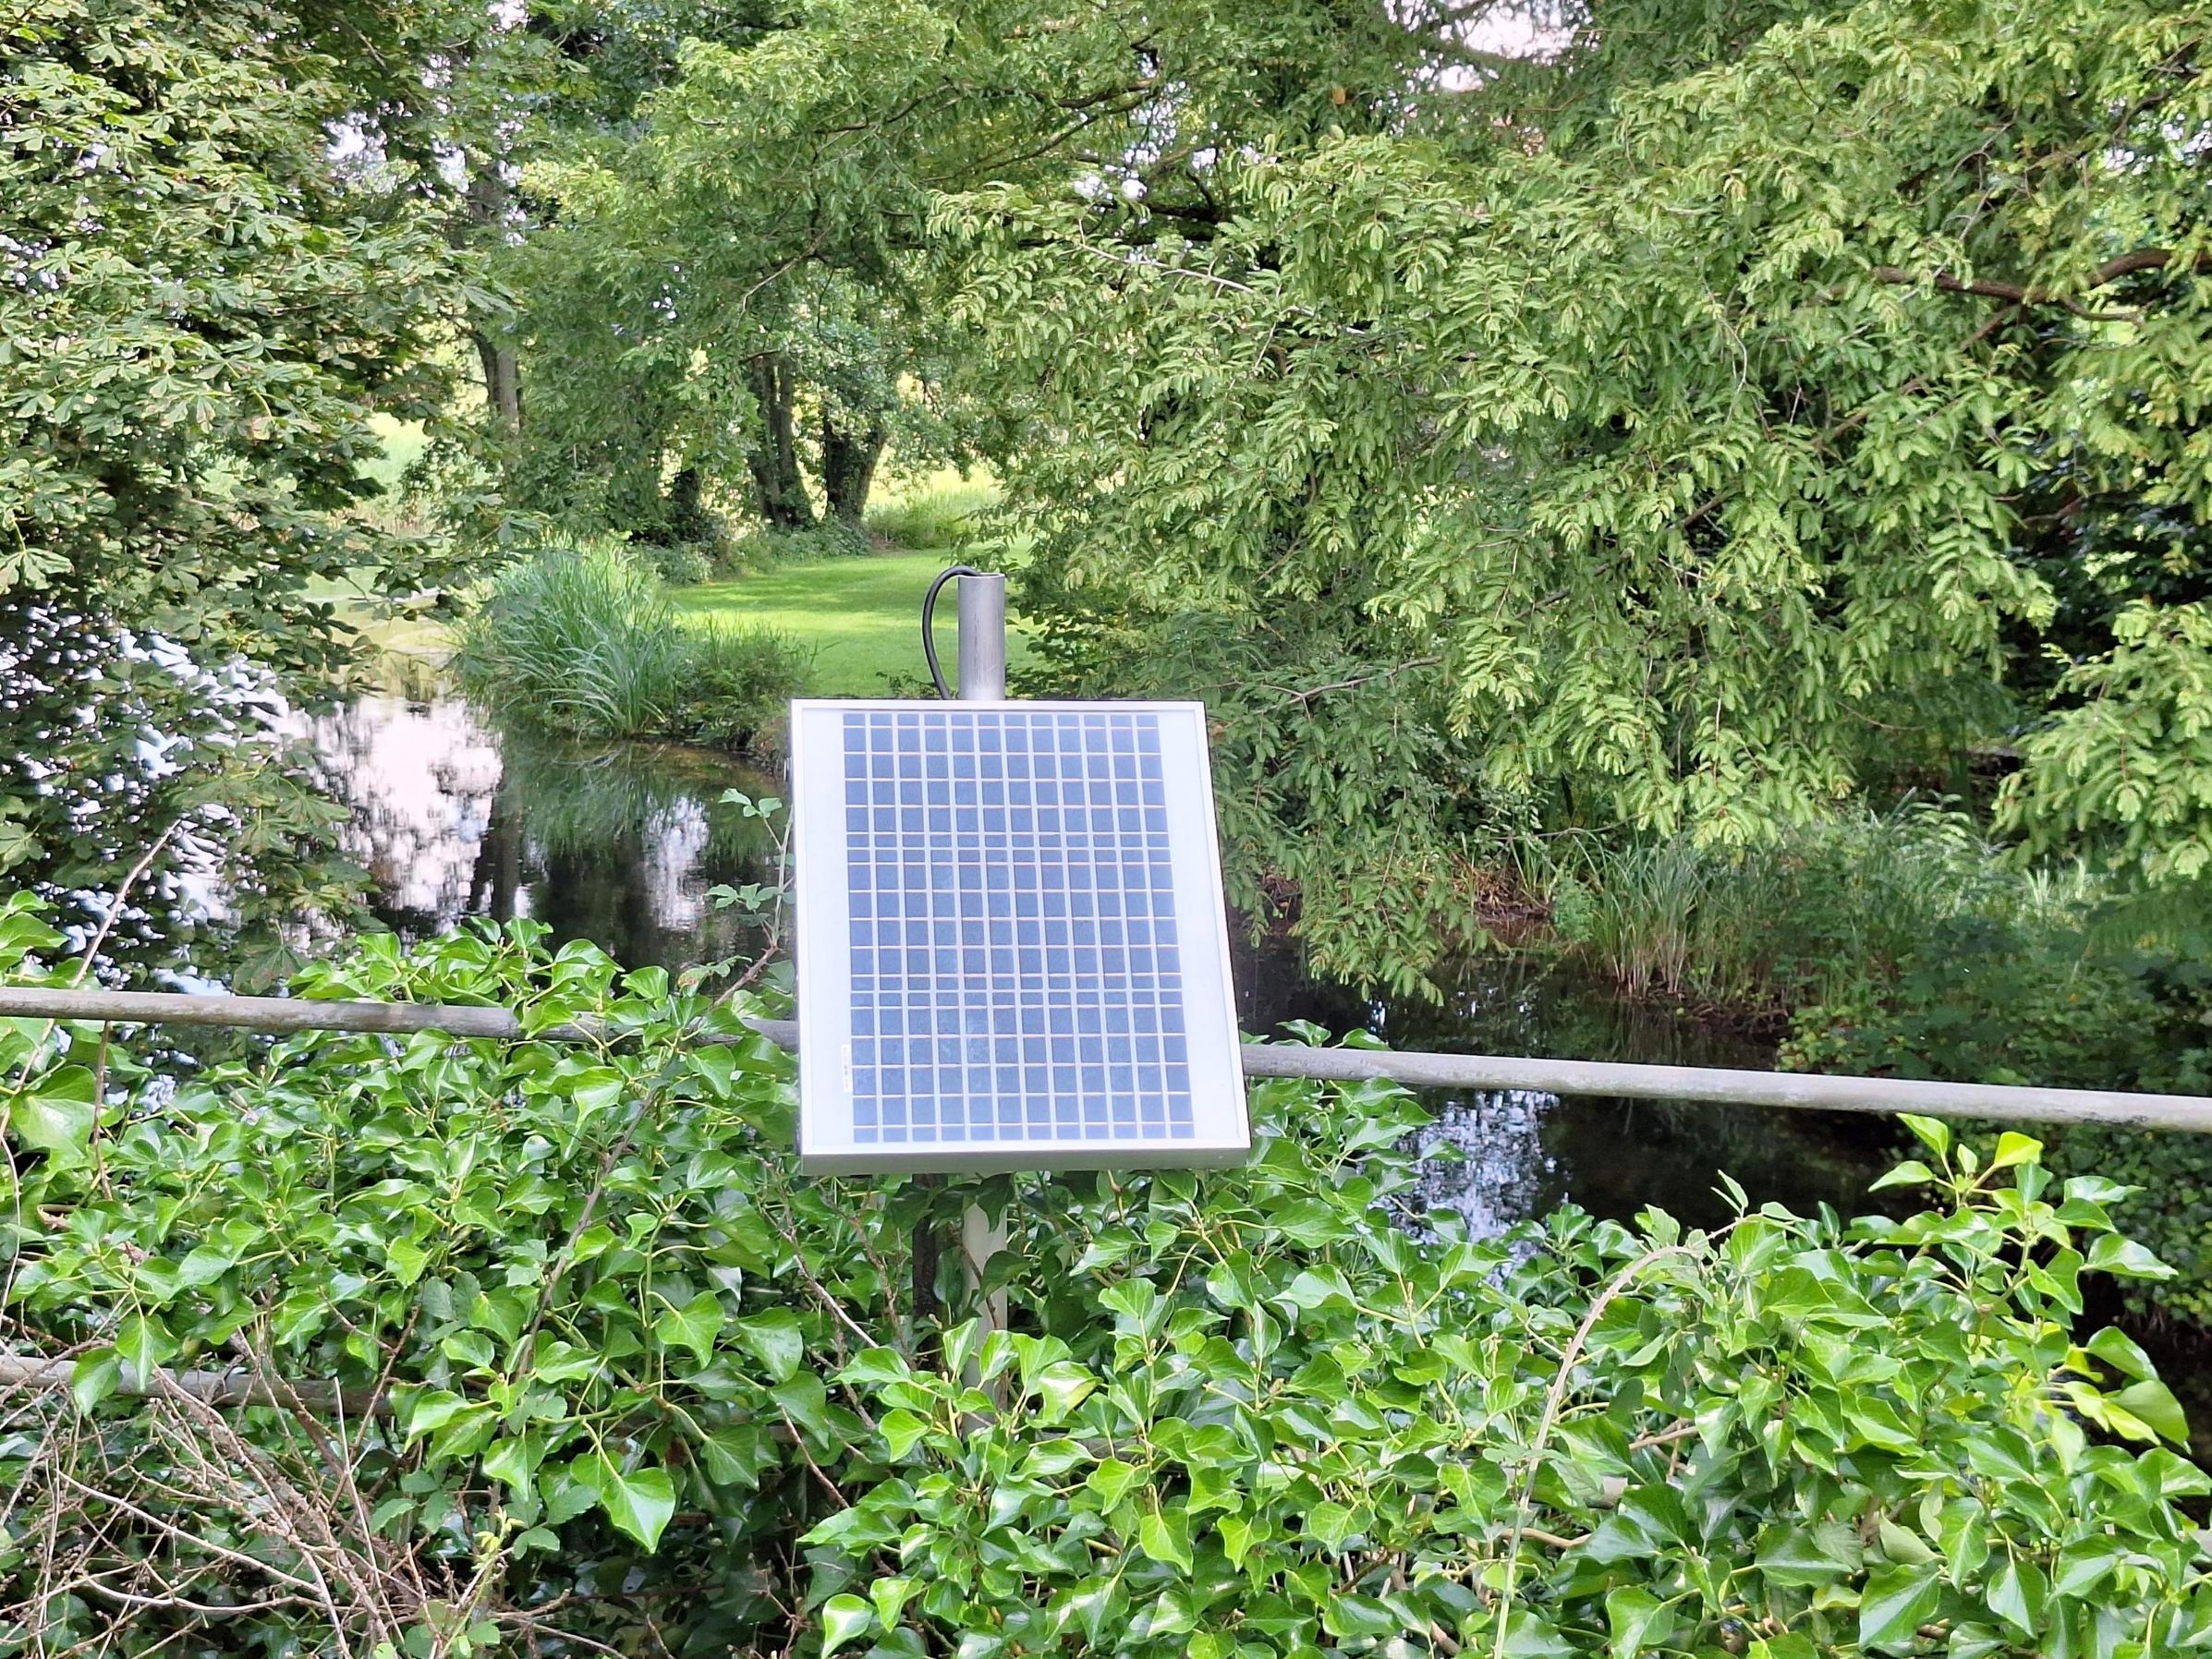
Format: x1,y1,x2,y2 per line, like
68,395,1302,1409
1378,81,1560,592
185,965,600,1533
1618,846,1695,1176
361,414,428,491
675,547,1033,696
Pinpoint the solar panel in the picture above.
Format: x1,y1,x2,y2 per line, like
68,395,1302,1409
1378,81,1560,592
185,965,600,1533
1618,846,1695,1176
789,699,1249,1173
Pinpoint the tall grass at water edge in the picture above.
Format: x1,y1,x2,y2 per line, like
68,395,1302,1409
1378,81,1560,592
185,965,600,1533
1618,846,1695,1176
1537,805,2096,1012
863,473,999,550
455,548,808,751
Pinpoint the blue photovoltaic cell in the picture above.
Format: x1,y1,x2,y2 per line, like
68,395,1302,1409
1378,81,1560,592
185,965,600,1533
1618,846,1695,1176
842,707,1193,1145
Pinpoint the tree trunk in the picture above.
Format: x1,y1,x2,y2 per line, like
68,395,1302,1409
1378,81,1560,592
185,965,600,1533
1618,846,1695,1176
663,468,708,546
820,409,888,526
464,161,522,437
637,466,711,545
746,356,813,528
472,328,523,438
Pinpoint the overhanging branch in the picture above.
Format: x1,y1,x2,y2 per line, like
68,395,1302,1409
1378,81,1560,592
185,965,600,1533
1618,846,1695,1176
1869,246,2206,321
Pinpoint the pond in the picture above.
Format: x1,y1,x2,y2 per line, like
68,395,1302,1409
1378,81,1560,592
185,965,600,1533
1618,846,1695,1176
303,681,1896,1239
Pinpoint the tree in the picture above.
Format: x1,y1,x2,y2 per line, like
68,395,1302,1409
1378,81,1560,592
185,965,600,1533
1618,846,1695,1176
925,0,2212,978
478,0,1491,544
1,0,480,979
2,0,472,668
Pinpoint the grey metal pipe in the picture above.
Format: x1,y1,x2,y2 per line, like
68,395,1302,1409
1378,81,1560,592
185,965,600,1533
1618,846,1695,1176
0,986,600,1045
5,986,2210,1135
949,588,1011,1338
956,572,1007,701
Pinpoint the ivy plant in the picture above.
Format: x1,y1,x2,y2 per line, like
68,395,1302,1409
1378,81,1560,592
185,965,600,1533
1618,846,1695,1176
3,898,2207,1655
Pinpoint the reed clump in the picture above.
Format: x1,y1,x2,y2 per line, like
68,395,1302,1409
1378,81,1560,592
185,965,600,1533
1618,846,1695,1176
1538,805,2064,1013
455,547,808,751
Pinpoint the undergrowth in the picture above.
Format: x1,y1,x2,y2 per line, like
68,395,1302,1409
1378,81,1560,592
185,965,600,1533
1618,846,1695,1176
1538,805,2057,1014
2,899,2206,1656
455,547,808,751
862,472,997,550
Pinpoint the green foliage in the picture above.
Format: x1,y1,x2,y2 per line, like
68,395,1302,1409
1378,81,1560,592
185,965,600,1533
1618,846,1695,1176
2001,600,2212,883
817,1120,2206,1659
6,905,2210,1653
935,0,2212,957
1785,895,2212,1321
640,539,717,587
719,521,876,575
0,0,469,671
863,474,999,551
1015,599,1535,994
1545,807,2032,1011
455,547,808,750
0,0,493,984
683,625,816,754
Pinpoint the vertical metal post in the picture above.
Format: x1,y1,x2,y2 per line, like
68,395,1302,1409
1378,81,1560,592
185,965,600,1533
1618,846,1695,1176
954,574,1010,1347
956,571,1007,702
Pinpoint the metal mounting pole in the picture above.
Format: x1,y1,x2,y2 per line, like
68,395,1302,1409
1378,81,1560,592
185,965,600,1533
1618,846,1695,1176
954,573,1010,1344
955,571,1007,702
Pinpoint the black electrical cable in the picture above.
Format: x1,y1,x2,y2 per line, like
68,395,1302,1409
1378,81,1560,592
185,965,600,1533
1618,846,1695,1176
920,564,981,698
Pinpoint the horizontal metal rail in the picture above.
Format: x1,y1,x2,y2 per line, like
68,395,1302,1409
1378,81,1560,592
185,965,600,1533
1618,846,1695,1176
4,985,2209,1135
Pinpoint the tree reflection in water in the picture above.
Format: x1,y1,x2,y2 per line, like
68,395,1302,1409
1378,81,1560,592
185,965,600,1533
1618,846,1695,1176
303,689,783,974
1,602,355,990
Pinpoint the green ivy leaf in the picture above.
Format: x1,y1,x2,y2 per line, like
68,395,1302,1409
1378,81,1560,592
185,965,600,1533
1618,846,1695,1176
1087,1458,1141,1508
6,1065,96,1158
880,1409,930,1459
2114,1378,2191,1446
1869,1159,1938,1193
1604,1586,1672,1656
1878,1518,1938,1567
1987,1556,2047,1637
1756,1524,1860,1586
655,1290,724,1371
384,1237,431,1288
114,1311,176,1389
1138,1508,1193,1573
1321,1594,1397,1641
583,1455,676,1551
2086,1235,2175,1280
735,1308,805,1382
2084,1326,2155,1381
1032,1360,1097,1421
1497,1609,1575,1656
69,1348,120,1412
1859,1563,1942,1652
820,1593,876,1655
1899,1115,1952,1159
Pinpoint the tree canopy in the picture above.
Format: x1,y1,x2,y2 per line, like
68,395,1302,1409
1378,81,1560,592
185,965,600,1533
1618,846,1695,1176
905,0,2212,978
2,0,474,666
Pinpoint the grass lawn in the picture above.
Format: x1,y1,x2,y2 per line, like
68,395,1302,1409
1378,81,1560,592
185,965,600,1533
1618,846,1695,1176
675,546,1034,696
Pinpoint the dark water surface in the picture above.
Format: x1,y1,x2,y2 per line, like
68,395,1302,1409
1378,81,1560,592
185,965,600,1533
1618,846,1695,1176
306,686,1895,1240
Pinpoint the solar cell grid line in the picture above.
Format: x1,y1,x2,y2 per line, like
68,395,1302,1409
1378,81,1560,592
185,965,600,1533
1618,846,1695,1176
792,699,1249,1174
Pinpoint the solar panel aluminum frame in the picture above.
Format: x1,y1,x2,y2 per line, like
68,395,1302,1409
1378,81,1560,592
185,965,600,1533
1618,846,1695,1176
790,698,1250,1175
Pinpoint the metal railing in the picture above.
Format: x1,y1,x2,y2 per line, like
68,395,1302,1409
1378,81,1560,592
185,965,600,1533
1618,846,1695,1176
4,984,2208,1135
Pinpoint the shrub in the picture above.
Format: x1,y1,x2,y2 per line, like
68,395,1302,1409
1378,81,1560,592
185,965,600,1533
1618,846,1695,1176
676,620,811,751
1545,806,2030,1012
455,546,806,750
3,898,2207,1656
639,537,714,587
864,474,998,549
1787,906,2212,1320
716,520,872,575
